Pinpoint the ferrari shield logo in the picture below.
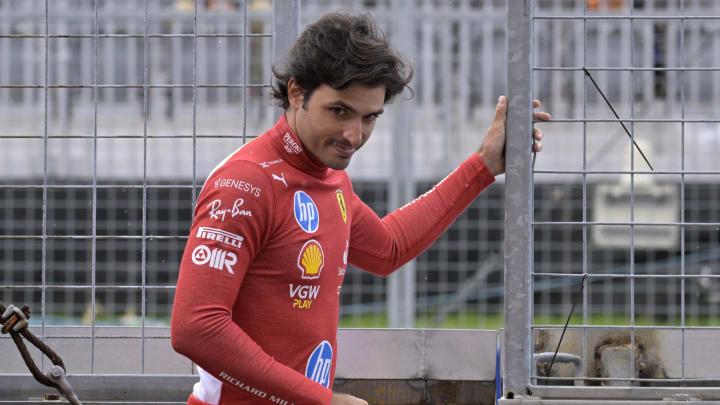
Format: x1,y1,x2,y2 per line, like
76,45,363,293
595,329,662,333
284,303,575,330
335,190,347,223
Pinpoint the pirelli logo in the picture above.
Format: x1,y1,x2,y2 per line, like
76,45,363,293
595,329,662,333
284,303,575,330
197,226,243,249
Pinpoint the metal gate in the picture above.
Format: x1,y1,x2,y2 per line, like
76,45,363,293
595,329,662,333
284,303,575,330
503,0,720,403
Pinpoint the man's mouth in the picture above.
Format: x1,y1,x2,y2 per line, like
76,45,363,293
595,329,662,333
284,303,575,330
333,142,355,158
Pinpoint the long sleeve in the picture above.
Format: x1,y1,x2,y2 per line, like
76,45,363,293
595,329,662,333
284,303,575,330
348,153,495,276
171,160,332,405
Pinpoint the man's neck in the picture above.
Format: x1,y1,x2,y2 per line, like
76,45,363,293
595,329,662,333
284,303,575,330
284,108,299,139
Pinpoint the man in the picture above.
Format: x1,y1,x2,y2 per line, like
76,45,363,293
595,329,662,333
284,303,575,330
171,12,548,405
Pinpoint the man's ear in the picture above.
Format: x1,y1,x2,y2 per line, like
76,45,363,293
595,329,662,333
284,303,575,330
287,78,304,109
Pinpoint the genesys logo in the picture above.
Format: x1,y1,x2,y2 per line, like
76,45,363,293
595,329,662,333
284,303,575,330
196,226,243,248
283,133,303,155
289,283,319,310
208,198,252,221
293,191,319,233
192,245,237,274
305,340,332,388
298,240,324,280
213,178,261,198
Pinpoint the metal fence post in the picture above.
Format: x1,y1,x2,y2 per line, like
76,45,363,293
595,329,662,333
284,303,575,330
503,0,533,399
272,0,300,121
387,0,416,328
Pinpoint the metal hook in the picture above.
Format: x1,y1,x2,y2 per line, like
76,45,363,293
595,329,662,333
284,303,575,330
45,365,83,405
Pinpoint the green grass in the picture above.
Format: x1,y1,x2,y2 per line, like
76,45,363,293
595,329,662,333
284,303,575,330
338,313,506,329
38,312,720,329
339,313,504,329
339,312,720,329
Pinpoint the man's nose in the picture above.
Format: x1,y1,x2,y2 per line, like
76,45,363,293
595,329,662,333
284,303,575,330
342,119,363,148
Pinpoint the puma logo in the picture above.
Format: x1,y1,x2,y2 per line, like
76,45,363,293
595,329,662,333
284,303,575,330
272,173,287,188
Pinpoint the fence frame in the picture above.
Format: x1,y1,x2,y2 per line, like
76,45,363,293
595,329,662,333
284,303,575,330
502,1,720,402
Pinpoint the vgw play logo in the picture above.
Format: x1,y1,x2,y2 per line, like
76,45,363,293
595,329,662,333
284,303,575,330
293,191,319,233
305,340,332,388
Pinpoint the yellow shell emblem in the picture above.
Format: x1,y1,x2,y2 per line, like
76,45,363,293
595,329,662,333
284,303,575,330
336,190,347,223
298,240,324,279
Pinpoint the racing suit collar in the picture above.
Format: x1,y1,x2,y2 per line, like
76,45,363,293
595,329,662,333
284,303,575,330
269,114,331,179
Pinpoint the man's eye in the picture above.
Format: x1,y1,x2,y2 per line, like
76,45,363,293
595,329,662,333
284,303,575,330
363,115,378,123
330,107,345,116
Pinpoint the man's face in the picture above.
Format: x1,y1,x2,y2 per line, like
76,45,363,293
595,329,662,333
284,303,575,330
289,81,386,170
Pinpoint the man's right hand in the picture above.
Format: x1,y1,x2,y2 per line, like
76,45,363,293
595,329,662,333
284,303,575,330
331,392,368,405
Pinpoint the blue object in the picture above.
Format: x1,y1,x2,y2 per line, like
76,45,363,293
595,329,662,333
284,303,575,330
305,340,332,388
495,346,502,404
293,191,319,233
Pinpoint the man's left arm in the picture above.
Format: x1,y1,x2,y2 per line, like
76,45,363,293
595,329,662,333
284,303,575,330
347,96,549,275
347,152,495,275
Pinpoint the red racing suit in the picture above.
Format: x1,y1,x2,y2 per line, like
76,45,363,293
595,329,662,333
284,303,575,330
171,114,495,405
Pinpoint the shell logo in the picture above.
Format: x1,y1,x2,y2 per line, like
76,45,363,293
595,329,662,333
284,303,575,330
297,240,324,279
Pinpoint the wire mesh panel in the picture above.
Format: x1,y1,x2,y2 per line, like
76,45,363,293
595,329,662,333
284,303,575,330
0,1,504,401
1,0,517,337
0,0,277,401
504,0,720,402
9,0,720,402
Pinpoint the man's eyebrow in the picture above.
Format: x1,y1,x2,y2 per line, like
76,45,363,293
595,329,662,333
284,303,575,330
331,101,384,117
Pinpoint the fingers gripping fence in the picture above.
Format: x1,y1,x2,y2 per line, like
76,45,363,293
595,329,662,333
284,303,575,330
503,1,720,404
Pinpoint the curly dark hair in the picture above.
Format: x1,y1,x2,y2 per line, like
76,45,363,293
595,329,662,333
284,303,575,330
271,12,413,109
